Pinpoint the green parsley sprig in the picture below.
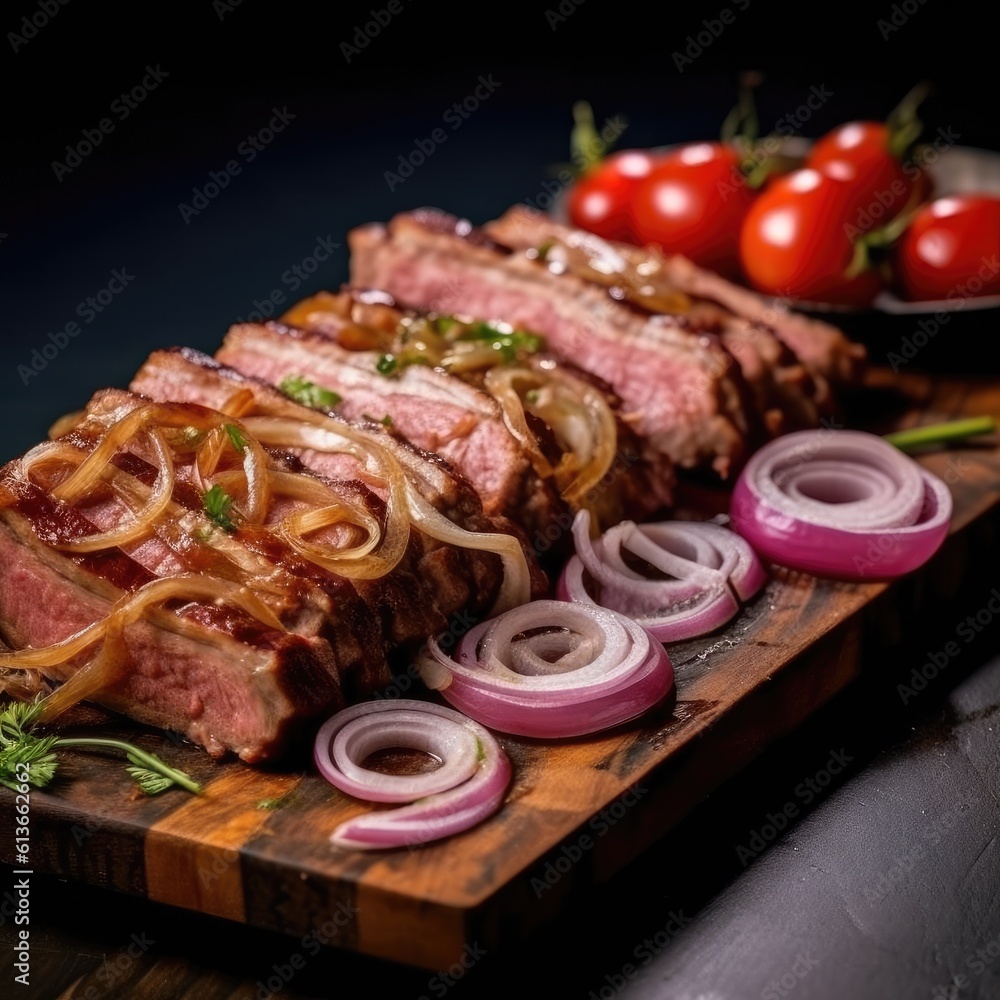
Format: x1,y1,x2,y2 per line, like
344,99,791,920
0,700,201,796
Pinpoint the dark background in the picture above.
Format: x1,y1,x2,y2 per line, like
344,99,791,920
2,0,998,459
3,4,1000,999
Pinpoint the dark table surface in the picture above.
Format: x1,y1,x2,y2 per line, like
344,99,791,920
3,4,1000,997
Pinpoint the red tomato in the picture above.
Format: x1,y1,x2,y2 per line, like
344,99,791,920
806,120,928,219
628,142,756,276
566,150,658,243
892,196,1000,301
739,166,886,307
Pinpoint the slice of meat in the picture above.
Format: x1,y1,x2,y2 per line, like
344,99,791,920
1,361,535,762
216,320,561,530
216,317,674,549
128,347,541,614
483,208,826,433
0,446,344,764
55,391,389,702
348,209,758,478
484,204,866,388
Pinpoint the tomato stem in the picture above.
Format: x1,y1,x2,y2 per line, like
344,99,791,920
722,73,788,189
721,75,760,151
845,186,925,279
570,101,611,175
886,81,931,161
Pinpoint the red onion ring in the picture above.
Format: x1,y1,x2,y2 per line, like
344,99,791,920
557,510,766,641
314,700,510,849
729,429,953,579
420,600,674,738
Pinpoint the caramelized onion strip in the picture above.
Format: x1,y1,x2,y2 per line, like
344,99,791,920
0,575,287,719
268,469,388,577
51,404,218,503
485,364,617,507
483,367,555,479
34,431,175,554
242,417,409,578
403,486,530,615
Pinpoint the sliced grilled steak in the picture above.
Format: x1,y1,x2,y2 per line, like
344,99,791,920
216,320,561,529
216,314,673,548
348,209,758,477
0,408,348,764
0,361,533,761
66,390,388,699
483,205,866,389
128,347,540,613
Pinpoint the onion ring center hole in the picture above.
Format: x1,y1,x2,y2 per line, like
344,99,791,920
360,747,444,776
507,626,600,675
512,626,576,661
792,472,875,505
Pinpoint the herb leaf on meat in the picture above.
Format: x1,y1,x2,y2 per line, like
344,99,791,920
279,375,342,410
203,485,238,532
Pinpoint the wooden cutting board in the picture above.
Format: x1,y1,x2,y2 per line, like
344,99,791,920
2,367,999,971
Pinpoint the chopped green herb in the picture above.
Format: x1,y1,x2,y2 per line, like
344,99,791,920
536,240,554,261
433,315,459,335
0,700,201,796
225,423,247,455
203,484,237,532
466,321,501,341
492,335,540,363
257,797,282,811
361,413,394,428
462,322,545,357
279,375,342,410
524,389,541,405
381,315,547,374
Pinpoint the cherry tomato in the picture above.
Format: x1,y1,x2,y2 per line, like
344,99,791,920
739,166,886,307
566,150,658,243
628,142,756,276
892,195,1000,301
806,121,929,219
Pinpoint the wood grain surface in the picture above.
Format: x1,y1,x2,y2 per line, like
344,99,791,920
3,368,999,971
